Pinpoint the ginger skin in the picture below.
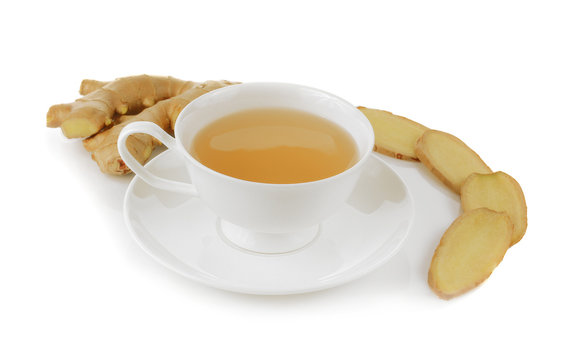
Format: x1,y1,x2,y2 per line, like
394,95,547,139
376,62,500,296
79,79,108,95
82,80,238,175
47,75,197,138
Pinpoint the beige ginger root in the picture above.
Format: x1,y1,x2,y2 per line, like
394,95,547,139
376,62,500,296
415,130,492,193
83,80,237,175
47,75,197,138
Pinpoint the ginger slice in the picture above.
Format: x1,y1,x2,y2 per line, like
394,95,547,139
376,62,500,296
83,80,238,175
47,75,197,138
415,130,491,193
428,208,512,299
358,106,428,161
461,172,527,246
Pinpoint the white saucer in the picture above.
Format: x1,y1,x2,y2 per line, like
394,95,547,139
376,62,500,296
124,150,415,295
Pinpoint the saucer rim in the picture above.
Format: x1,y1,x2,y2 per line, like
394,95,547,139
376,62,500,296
123,150,415,295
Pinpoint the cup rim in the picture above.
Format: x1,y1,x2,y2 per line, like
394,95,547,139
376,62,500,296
173,82,375,187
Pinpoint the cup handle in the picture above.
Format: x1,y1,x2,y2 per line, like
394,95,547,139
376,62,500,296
118,122,199,196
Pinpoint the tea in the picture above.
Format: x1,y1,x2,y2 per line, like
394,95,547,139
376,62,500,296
190,108,359,184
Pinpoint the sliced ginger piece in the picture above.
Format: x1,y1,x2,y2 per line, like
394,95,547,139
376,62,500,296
461,172,527,246
428,208,512,299
415,130,491,193
358,106,428,161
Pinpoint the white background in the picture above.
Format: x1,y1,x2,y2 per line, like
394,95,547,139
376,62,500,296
2,1,575,359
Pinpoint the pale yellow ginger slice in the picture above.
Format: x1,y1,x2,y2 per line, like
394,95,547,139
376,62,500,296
358,106,429,161
415,130,492,193
428,208,512,299
461,172,527,246
47,75,197,138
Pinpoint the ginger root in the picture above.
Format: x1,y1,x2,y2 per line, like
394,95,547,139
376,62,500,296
47,75,197,138
82,80,237,175
47,75,238,175
79,79,109,95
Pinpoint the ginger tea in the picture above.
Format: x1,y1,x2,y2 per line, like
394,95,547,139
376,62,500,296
190,108,359,184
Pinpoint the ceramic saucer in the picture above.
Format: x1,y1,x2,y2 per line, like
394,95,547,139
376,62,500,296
123,150,415,295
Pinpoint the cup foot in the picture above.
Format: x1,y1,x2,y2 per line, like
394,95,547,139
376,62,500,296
216,219,320,255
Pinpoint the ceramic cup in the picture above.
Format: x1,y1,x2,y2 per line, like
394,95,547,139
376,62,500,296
118,83,375,254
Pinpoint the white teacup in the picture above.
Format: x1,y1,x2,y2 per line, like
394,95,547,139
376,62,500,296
118,83,375,254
